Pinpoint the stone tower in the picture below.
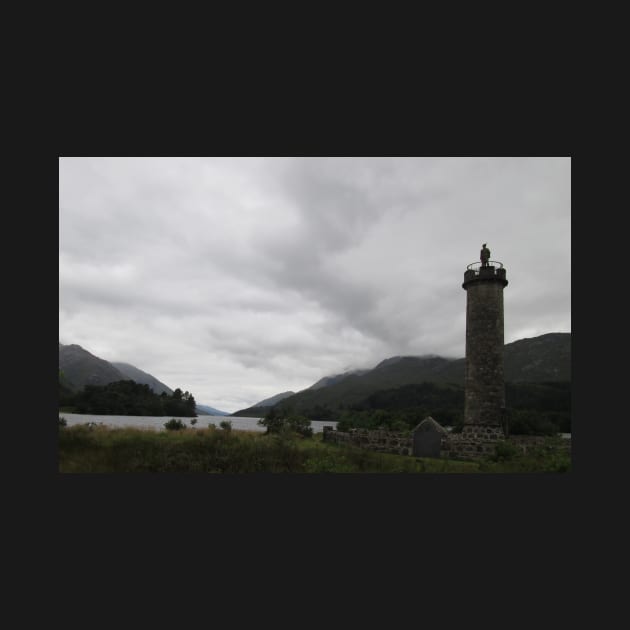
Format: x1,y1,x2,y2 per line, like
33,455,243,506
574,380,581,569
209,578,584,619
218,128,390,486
462,247,508,439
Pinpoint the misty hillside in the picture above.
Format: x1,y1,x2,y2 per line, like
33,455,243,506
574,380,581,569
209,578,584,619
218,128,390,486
59,343,129,391
196,404,231,416
232,372,371,417
234,333,570,418
111,362,173,396
231,405,272,418
503,333,571,381
253,391,296,407
230,391,298,418
307,370,370,390
59,343,176,396
59,343,232,415
273,355,460,415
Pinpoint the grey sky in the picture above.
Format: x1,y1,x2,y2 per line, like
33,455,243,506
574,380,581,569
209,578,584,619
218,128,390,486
59,157,571,412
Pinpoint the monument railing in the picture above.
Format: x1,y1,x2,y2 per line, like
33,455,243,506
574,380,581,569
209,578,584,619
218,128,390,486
465,261,504,274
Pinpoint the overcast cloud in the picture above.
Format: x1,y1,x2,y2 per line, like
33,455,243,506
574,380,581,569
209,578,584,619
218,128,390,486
59,157,571,412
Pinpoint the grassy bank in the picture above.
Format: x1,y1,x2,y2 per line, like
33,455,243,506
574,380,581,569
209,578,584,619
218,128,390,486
58,424,570,473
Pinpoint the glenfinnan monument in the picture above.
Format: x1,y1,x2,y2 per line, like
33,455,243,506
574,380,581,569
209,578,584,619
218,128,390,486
461,244,508,440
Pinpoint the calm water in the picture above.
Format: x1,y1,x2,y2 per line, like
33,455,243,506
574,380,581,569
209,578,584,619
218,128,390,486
59,413,567,438
59,413,338,434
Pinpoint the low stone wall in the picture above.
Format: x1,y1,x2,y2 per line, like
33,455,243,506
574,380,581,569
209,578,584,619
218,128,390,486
460,425,505,441
441,433,572,461
322,426,412,456
323,425,571,462
440,436,498,460
508,435,572,455
440,424,504,461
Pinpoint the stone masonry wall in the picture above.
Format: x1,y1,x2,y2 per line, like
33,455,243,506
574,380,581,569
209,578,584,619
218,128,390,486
323,426,571,462
441,433,572,461
322,425,499,461
440,435,499,460
322,426,412,456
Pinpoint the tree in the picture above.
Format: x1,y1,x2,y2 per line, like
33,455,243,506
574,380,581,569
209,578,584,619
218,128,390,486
258,408,312,437
258,407,285,434
74,380,199,417
183,391,196,415
287,414,313,438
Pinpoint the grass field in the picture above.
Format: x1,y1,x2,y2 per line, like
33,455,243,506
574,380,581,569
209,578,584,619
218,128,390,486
58,423,570,473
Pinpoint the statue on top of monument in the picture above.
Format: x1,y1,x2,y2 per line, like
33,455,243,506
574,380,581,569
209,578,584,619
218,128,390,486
480,243,490,267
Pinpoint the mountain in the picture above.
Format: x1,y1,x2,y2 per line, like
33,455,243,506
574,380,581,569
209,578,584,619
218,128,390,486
308,369,369,390
503,333,571,381
60,342,233,415
59,343,128,391
232,371,372,417
196,404,231,416
268,332,571,419
111,362,173,395
231,357,459,417
272,355,459,417
253,391,296,407
230,391,296,417
231,405,271,418
59,343,176,396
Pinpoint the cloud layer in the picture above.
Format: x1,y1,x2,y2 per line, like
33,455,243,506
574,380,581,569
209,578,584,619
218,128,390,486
59,157,571,412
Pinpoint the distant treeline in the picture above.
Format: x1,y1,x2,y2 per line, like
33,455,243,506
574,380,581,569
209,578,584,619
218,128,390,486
284,381,570,436
60,379,197,417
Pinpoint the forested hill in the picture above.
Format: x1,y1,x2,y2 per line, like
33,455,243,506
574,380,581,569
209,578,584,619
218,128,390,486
253,391,296,407
111,362,173,396
59,343,173,394
59,342,239,416
233,333,571,418
59,344,128,390
503,333,571,381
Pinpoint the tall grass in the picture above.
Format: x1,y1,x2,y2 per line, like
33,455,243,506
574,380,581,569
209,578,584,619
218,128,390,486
58,425,569,473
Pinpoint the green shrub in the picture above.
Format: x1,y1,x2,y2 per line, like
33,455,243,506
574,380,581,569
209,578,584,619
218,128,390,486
272,423,296,447
507,409,560,436
59,416,67,427
335,417,353,432
287,414,313,438
219,420,232,432
258,407,313,438
190,418,198,426
164,418,187,431
492,441,520,462
258,407,285,434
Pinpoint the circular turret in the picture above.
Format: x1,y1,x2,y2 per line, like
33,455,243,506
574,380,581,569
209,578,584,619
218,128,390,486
462,252,508,430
